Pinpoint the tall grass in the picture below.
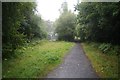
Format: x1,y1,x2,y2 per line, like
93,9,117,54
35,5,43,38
3,40,74,78
82,42,118,78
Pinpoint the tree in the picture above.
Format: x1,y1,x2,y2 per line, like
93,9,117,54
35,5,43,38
55,2,76,41
19,14,47,40
2,2,28,58
75,2,120,44
2,2,46,58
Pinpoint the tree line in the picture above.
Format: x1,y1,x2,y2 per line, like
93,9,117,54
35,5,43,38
54,2,76,41
2,2,47,58
55,2,120,45
75,2,120,44
54,2,120,55
2,2,120,58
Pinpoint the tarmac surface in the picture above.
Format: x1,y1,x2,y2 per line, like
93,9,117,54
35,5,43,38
47,43,99,78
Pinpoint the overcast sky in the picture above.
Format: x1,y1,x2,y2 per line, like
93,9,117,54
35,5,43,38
36,0,80,21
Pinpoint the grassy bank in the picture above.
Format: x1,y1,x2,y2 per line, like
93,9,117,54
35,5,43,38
82,43,118,78
3,40,74,78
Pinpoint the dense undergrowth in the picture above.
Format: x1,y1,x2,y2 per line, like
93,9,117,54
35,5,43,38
90,42,120,56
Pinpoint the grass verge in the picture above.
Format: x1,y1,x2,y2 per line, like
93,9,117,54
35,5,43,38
81,42,118,78
3,40,74,78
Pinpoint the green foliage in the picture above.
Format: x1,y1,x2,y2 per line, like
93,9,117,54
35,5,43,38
19,14,47,40
89,42,119,55
2,2,47,59
55,2,76,41
109,46,120,55
47,55,60,64
98,43,111,53
2,2,28,58
75,2,120,44
55,12,76,41
82,43,118,78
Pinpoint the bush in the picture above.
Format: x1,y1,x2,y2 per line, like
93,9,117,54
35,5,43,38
98,43,111,53
109,46,120,55
90,42,119,55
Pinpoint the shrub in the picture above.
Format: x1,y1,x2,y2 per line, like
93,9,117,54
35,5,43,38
98,43,111,53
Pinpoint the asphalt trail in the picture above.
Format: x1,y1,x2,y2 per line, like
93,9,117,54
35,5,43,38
47,43,99,78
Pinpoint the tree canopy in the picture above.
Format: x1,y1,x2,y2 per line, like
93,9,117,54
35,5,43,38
2,2,46,58
55,2,76,41
75,2,120,44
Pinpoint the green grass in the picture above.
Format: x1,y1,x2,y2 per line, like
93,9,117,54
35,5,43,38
3,40,74,78
81,43,118,78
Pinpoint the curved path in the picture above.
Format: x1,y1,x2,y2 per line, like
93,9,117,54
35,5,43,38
47,43,99,78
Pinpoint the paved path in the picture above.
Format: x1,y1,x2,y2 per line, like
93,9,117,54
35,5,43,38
46,43,99,78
